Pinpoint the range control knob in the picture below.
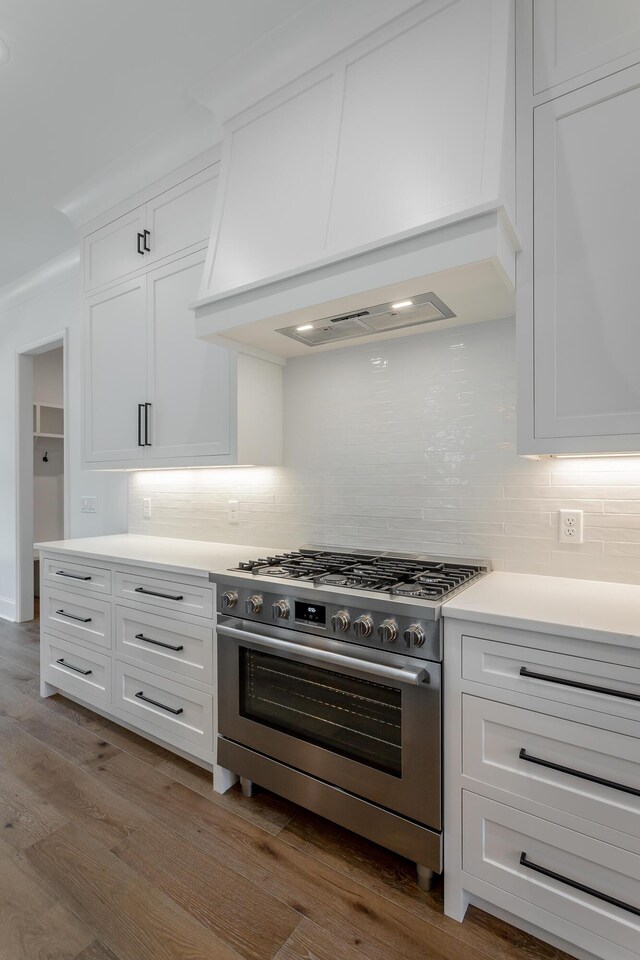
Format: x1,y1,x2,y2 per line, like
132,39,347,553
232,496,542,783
245,595,263,615
272,599,290,620
378,619,398,644
220,590,238,610
331,610,351,633
353,615,374,639
404,624,426,648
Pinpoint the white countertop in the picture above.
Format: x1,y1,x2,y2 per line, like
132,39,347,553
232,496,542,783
35,534,291,580
444,571,640,645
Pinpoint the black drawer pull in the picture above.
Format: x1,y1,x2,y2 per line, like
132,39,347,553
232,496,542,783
56,658,92,676
519,748,640,798
134,691,183,715
519,666,640,702
135,633,184,652
138,403,145,447
143,229,151,252
56,571,91,581
520,852,640,918
137,231,145,255
134,586,184,601
56,609,92,624
144,402,152,446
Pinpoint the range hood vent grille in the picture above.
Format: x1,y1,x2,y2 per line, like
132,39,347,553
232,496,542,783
277,292,456,347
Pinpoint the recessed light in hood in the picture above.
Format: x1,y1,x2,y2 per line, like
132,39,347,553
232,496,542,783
277,292,455,347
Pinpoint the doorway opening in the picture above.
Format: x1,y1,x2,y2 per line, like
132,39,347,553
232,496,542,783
16,332,69,623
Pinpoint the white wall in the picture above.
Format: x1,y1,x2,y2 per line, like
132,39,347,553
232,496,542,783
0,252,128,620
33,347,64,406
130,317,640,586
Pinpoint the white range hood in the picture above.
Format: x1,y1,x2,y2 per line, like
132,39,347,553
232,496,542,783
191,0,518,364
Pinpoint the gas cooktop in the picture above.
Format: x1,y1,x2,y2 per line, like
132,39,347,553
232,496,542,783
231,546,488,601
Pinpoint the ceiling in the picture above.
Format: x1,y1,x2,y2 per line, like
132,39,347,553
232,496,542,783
0,0,311,289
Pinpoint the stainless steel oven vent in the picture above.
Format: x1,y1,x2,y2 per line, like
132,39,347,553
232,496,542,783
276,293,456,346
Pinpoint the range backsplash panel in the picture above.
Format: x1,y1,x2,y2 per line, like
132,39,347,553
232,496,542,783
129,318,640,585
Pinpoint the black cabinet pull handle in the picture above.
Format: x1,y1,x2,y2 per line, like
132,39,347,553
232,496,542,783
144,402,152,446
137,232,145,255
134,586,184,601
135,632,184,652
56,658,92,676
56,609,92,623
143,229,151,252
135,691,183,715
519,666,640,702
519,748,640,798
56,571,91,581
138,403,145,447
520,852,640,918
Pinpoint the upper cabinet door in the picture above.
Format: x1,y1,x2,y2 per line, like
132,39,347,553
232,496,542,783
534,0,640,94
147,251,232,461
533,65,640,443
144,166,218,267
83,277,148,464
84,205,147,292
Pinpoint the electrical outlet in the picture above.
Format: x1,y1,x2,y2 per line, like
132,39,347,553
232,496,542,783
80,496,97,514
228,499,240,523
558,509,583,544
143,498,152,519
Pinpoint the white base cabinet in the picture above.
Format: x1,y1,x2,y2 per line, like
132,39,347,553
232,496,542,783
40,551,219,771
445,616,640,960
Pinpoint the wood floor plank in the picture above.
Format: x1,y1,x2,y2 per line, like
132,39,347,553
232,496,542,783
91,717,175,765
156,754,299,835
0,677,42,723
0,728,150,849
0,653,37,686
0,765,69,850
21,685,107,731
73,942,122,960
0,853,94,960
90,754,497,960
26,822,246,960
113,822,300,960
274,918,371,960
280,810,573,960
0,631,40,673
16,711,122,770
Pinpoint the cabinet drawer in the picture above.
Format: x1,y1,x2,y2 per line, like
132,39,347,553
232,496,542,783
115,570,213,620
41,556,112,595
463,696,640,840
462,635,640,723
115,661,212,750
84,204,147,291
463,792,640,955
43,633,111,704
41,589,111,650
115,606,213,684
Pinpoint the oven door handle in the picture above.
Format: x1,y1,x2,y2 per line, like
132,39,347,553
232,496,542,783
216,623,429,686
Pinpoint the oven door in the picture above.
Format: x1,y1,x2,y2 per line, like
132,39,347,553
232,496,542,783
217,616,441,828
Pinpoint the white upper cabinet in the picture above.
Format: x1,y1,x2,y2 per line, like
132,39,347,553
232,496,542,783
532,66,640,445
84,166,218,292
147,251,231,461
534,0,640,95
84,277,148,464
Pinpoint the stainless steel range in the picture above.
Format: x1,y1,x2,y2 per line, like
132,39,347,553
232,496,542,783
212,545,489,888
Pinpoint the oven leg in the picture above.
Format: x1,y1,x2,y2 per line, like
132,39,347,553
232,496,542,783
240,777,254,799
416,865,436,891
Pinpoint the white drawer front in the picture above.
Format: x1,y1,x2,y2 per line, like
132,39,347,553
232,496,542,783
115,606,213,684
463,695,640,840
463,792,640,954
43,633,111,704
42,556,112,595
115,570,213,620
462,635,640,723
42,588,111,650
115,661,212,750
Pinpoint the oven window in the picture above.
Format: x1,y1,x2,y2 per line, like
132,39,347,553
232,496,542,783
239,648,402,775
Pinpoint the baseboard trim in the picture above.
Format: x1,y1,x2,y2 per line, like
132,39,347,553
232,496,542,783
0,596,16,622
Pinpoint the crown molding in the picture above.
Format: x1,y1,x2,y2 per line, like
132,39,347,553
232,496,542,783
55,105,223,229
0,247,80,315
189,0,424,124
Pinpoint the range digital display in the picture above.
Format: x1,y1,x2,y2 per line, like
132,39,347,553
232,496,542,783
295,601,326,626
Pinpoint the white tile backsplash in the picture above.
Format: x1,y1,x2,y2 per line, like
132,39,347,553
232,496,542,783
129,317,640,584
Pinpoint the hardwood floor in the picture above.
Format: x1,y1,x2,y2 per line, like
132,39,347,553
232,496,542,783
0,617,573,960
